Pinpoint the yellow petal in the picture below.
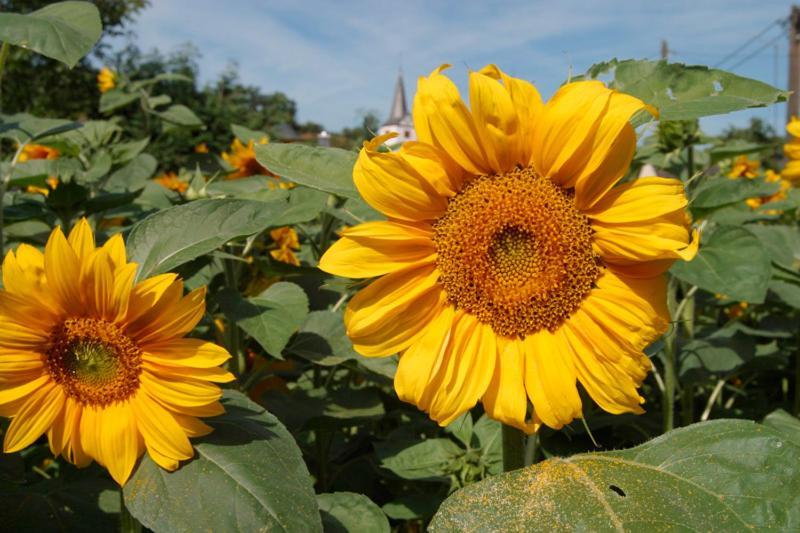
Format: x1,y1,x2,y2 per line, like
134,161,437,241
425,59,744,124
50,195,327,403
4,381,65,453
131,391,193,463
354,134,449,221
530,81,611,186
142,361,235,383
319,221,436,278
469,68,521,172
394,305,455,408
44,226,83,315
67,218,96,260
482,337,538,433
124,273,180,326
101,233,127,268
172,413,213,438
413,64,490,175
0,373,50,405
400,141,464,196
141,338,232,368
140,371,222,408
427,313,496,426
344,264,445,356
133,287,206,345
523,328,582,429
479,64,543,165
593,212,698,277
586,177,688,223
47,397,79,456
573,91,656,209
81,248,115,321
112,263,138,323
96,402,141,485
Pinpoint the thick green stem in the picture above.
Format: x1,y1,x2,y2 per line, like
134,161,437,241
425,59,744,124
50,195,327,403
794,335,800,416
0,42,10,111
222,258,244,376
502,424,525,472
119,490,141,533
523,432,539,466
663,278,678,432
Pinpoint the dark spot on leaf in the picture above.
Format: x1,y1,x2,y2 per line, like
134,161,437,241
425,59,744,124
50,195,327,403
609,485,626,497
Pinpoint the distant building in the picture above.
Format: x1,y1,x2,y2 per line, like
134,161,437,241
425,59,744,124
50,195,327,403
377,70,415,147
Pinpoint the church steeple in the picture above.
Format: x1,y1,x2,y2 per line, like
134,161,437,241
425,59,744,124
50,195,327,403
377,68,416,147
383,70,409,126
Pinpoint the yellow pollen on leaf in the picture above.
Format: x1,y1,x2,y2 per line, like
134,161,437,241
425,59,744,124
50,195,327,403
432,166,601,337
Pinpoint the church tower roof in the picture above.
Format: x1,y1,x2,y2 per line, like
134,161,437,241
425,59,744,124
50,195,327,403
383,71,410,127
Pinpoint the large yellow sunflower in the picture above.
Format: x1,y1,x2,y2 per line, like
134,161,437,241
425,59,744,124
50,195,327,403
319,65,698,433
0,219,233,484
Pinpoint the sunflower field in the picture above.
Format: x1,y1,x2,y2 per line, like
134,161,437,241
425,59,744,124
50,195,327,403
1,2,799,532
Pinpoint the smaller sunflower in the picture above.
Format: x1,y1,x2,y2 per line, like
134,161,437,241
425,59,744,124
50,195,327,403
0,220,234,484
194,143,210,154
745,169,791,211
727,155,760,179
97,67,116,93
154,171,189,193
270,227,301,266
221,137,272,180
19,144,60,195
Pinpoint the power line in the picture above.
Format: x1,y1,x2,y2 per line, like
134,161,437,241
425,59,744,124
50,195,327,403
728,30,787,70
715,17,786,68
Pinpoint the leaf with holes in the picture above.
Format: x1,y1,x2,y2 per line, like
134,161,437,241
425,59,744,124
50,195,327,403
583,59,788,120
429,419,800,532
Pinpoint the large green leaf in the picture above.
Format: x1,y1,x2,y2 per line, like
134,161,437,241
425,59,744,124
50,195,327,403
155,104,203,128
217,282,309,358
691,176,780,209
317,492,390,533
99,89,139,114
127,197,318,280
124,390,321,532
584,59,788,120
0,1,102,68
744,224,800,270
255,143,359,199
430,419,800,531
671,225,771,303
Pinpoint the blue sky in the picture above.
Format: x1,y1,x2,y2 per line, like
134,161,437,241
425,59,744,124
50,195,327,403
116,0,794,134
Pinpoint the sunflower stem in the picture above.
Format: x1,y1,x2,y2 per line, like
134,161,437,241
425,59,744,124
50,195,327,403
119,490,142,533
222,257,244,376
794,332,800,416
663,277,679,433
501,424,525,472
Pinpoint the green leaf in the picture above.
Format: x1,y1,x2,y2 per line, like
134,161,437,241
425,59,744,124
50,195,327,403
445,413,474,448
0,1,102,68
691,176,780,209
430,419,800,531
0,113,82,143
583,59,788,120
103,153,156,192
680,329,756,378
708,141,776,165
255,143,359,199
744,224,800,270
124,390,321,533
377,438,465,481
98,89,139,113
127,198,311,280
763,409,800,448
671,226,771,303
231,123,269,143
382,495,442,520
217,282,309,359
472,415,502,475
288,310,358,366
317,492,390,533
108,137,150,165
155,104,203,128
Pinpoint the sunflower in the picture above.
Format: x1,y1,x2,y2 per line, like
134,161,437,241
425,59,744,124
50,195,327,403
97,67,116,93
319,65,698,432
221,137,273,180
0,219,234,484
270,226,301,266
745,169,791,211
18,144,60,195
154,171,189,193
727,154,760,179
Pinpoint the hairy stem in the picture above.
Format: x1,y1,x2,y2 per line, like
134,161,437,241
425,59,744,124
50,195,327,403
502,424,525,472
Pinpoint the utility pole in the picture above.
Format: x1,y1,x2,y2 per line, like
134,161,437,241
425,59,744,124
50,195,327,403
787,6,800,123
661,40,670,61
